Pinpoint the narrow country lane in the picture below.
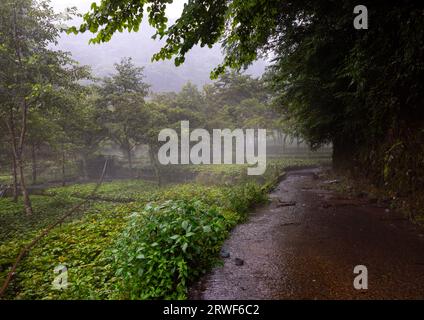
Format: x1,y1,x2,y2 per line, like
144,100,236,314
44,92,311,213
190,168,424,299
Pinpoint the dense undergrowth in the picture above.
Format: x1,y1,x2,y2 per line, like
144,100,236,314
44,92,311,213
0,158,324,299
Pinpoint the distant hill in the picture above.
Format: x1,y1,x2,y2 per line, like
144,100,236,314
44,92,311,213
57,22,268,92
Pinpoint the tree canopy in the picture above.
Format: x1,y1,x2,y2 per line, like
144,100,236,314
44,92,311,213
70,0,424,193
0,0,90,213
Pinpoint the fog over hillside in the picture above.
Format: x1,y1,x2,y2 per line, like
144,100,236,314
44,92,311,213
53,0,268,92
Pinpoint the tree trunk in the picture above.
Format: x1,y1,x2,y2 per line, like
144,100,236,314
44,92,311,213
149,146,162,186
10,148,19,202
282,134,288,153
31,142,37,185
17,158,32,215
6,104,33,214
8,5,33,215
16,102,33,215
62,147,66,187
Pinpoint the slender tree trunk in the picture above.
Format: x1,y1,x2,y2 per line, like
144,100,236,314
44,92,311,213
17,101,32,215
10,147,19,202
62,146,66,187
6,103,33,215
17,157,32,215
9,7,33,215
149,146,161,186
31,142,37,185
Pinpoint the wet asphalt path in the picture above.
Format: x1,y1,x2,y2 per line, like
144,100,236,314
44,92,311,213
189,168,424,299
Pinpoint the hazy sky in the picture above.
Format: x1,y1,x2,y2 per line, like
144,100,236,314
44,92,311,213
48,0,266,92
50,0,186,19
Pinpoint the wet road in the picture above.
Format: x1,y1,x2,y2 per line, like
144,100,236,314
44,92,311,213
190,168,424,299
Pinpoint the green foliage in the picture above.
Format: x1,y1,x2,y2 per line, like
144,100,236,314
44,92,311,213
0,195,79,243
73,0,424,199
68,0,228,71
1,0,337,301
95,57,150,169
189,158,323,186
46,179,159,202
0,157,322,299
156,182,267,220
191,164,248,184
0,177,270,299
0,205,126,300
110,200,234,299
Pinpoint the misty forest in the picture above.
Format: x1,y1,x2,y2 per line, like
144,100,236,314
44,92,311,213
0,0,423,300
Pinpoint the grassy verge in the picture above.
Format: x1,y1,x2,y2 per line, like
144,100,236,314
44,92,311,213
45,180,159,202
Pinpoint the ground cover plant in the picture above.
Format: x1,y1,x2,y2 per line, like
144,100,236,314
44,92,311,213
0,158,321,299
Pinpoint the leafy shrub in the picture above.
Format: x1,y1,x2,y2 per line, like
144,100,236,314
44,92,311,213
109,200,235,299
155,182,266,216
